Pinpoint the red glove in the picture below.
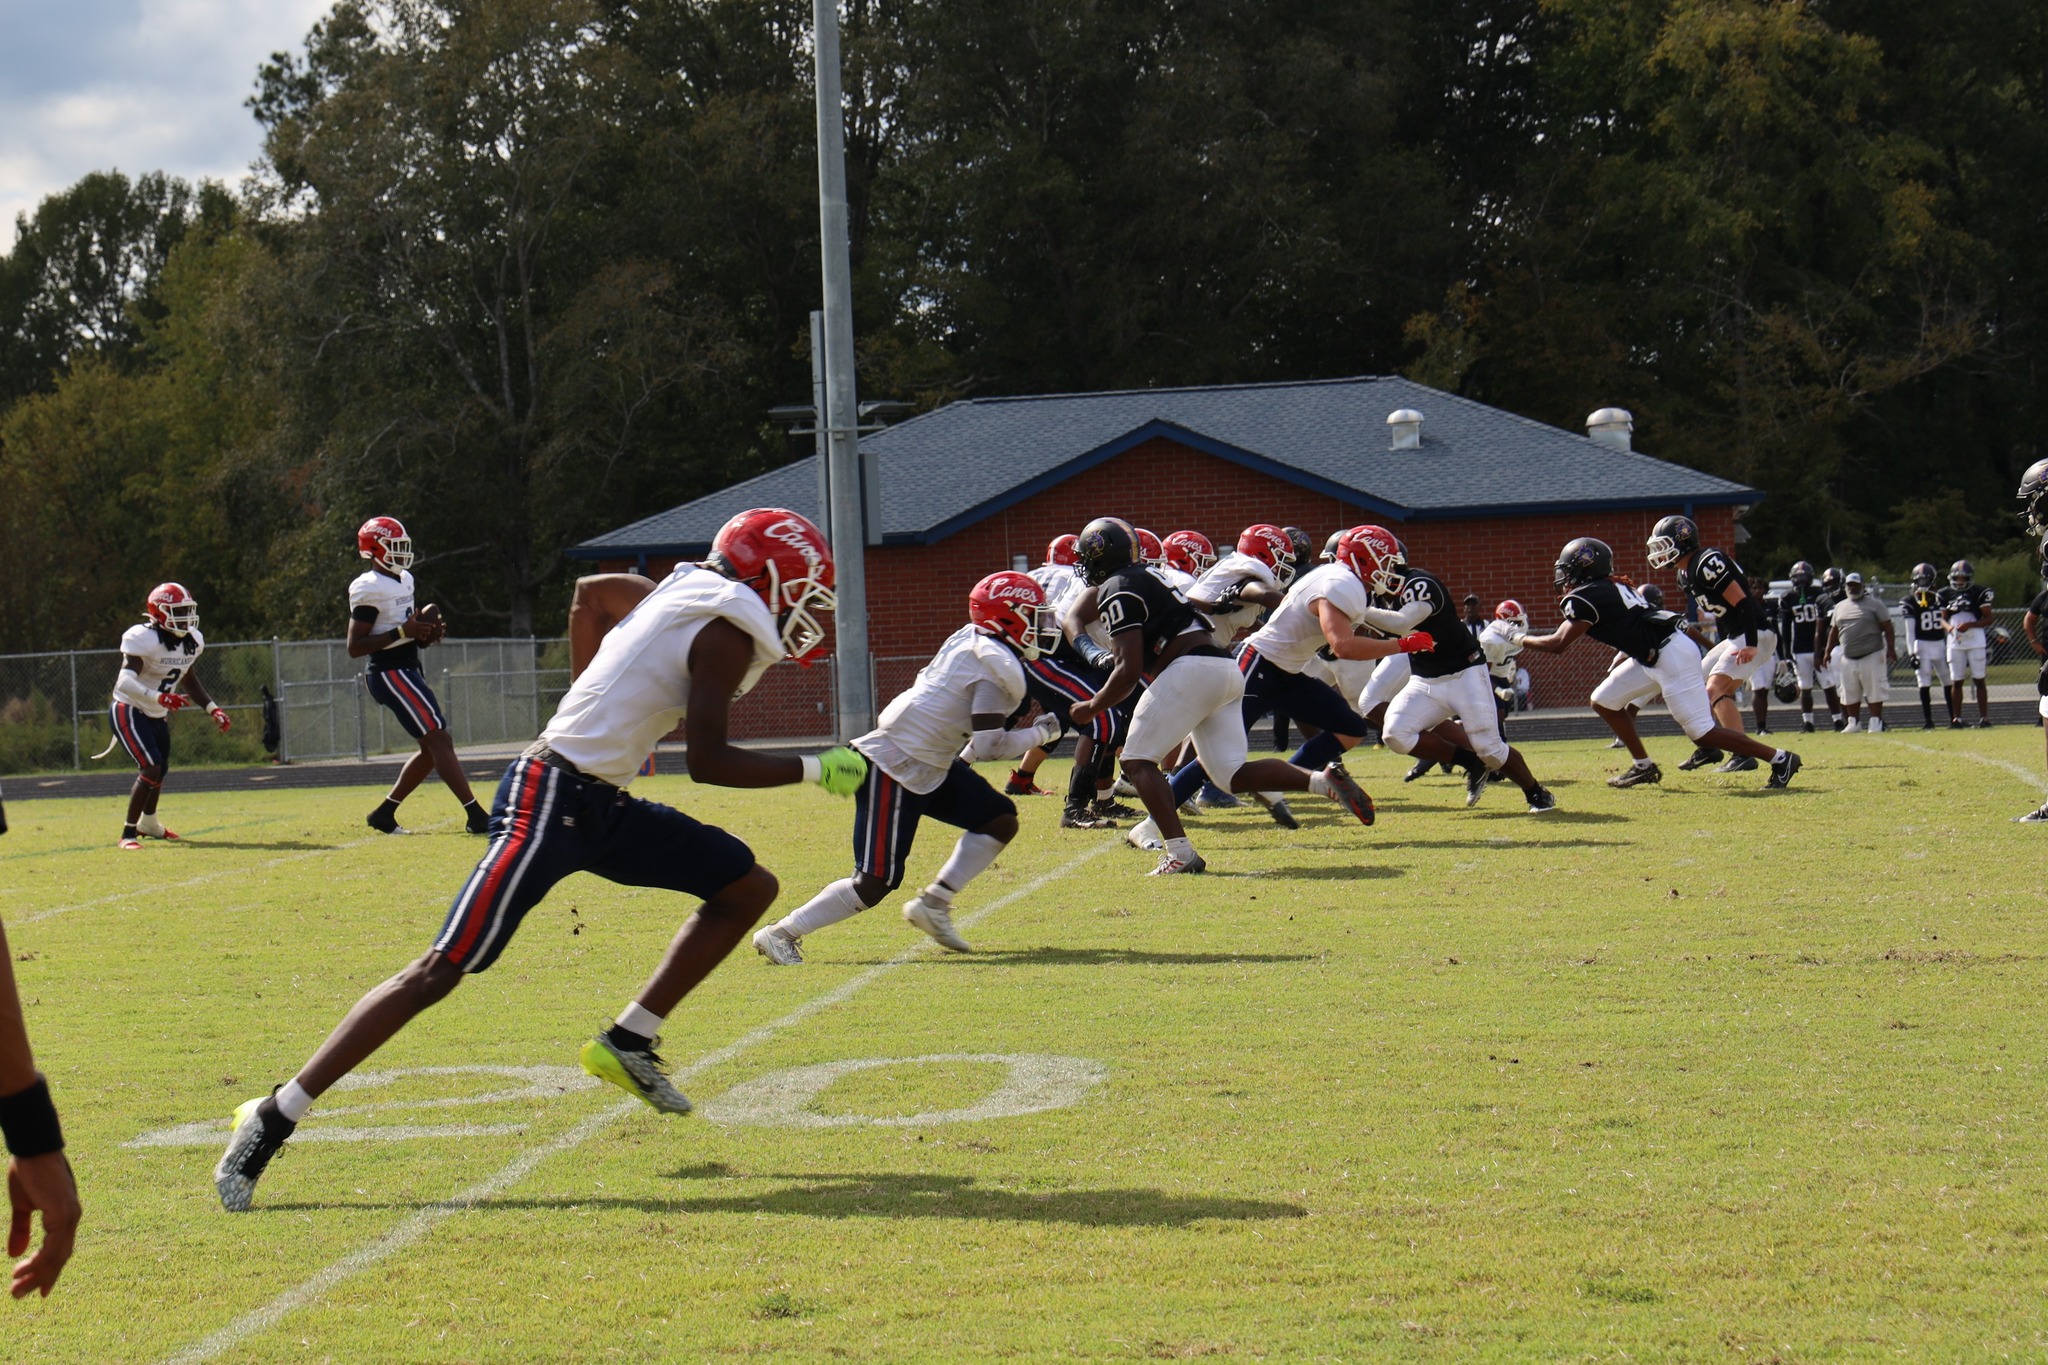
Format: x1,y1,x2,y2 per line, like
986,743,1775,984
208,704,231,734
158,692,189,712
1397,632,1434,654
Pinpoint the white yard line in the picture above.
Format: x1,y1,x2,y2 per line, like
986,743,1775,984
159,835,1121,1365
1876,737,2048,795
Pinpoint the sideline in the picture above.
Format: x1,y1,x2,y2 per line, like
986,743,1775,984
158,835,1121,1365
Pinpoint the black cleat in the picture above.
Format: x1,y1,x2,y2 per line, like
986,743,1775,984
1800,720,1816,734
1715,754,1759,773
1974,718,1994,729
465,808,491,836
1608,763,1662,788
1403,758,1434,783
366,805,407,835
215,1093,296,1212
1677,746,1725,771
1524,786,1557,814
1766,750,1802,789
1091,798,1140,820
1464,765,1489,808
1060,806,1116,830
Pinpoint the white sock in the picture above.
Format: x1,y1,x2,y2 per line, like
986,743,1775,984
1306,770,1332,797
1772,749,1788,763
275,1079,314,1122
614,1001,664,1039
930,832,1003,900
1166,836,1197,864
1869,716,1883,732
1634,756,1655,769
1802,711,1813,723
778,878,866,938
138,812,164,836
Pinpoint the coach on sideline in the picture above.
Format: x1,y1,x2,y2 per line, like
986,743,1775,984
1820,573,1896,733
0,793,79,1298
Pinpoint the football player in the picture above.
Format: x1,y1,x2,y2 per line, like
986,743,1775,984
1357,532,1557,812
1478,600,1528,738
1647,516,1773,772
1819,573,1896,731
1523,538,1800,790
1746,576,1777,734
753,572,1063,963
1776,562,1842,732
1163,530,1217,579
1064,518,1378,874
1901,563,1957,729
2019,548,2048,822
214,509,868,1211
1941,559,1995,727
1005,534,1082,797
98,584,232,849
349,517,490,836
1186,523,1295,648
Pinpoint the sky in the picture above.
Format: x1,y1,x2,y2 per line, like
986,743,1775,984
0,0,333,250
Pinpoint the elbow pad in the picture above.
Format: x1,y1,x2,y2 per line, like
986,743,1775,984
113,670,155,708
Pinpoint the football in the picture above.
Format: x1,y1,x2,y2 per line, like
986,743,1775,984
411,602,446,645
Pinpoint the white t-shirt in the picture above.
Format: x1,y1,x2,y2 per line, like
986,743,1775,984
1190,551,1279,647
539,566,785,787
1478,619,1524,683
1243,563,1370,674
115,623,206,719
857,625,1028,794
348,569,417,645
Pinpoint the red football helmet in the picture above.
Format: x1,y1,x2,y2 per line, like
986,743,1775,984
969,571,1057,660
1334,525,1406,597
708,507,837,662
1046,533,1079,567
1134,528,1165,567
1162,530,1215,576
357,516,414,572
1495,599,1528,630
1237,523,1296,585
145,582,200,636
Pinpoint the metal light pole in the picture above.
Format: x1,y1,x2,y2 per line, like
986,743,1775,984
812,0,873,738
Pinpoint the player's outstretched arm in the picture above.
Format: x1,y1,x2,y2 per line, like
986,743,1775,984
1315,599,1428,661
568,573,658,677
1518,619,1590,654
0,917,78,1299
682,619,863,795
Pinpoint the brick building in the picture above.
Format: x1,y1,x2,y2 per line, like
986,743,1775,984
572,377,1756,738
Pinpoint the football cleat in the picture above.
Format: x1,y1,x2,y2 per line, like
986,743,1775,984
1125,816,1165,851
1921,720,1935,730
1677,746,1724,771
903,894,973,953
1766,751,1802,789
1608,763,1662,788
1091,798,1140,820
465,808,492,835
1801,720,1816,734
137,815,179,840
1949,717,1966,729
1148,851,1208,876
1607,737,1627,749
1061,806,1116,830
1111,778,1138,798
118,837,142,851
365,806,409,835
1250,791,1299,830
215,1094,295,1213
579,1034,692,1114
1402,758,1434,782
1832,716,1849,732
1004,770,1051,797
1321,764,1376,827
1191,786,1240,810
1715,755,1760,773
1974,718,1994,729
2017,803,2048,824
1464,765,1488,807
1525,786,1557,814
752,925,804,965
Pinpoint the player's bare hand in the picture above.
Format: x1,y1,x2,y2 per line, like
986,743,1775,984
1069,699,1100,727
8,1153,78,1299
1730,647,1754,666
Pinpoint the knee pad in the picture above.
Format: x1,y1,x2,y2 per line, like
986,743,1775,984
1380,726,1418,756
1472,733,1511,767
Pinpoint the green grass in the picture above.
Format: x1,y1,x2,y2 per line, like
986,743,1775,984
5,727,2048,1360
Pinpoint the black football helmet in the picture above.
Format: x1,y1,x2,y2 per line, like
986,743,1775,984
1320,529,1343,563
1911,562,1937,589
1646,515,1699,569
1821,566,1845,594
1075,516,1137,586
1789,560,1815,589
1772,660,1800,705
1281,526,1314,570
1554,537,1613,590
2020,458,2048,535
1950,559,1974,589
1641,584,1666,611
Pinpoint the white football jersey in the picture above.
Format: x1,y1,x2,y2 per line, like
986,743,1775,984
1155,564,1197,597
115,623,206,719
1478,619,1524,682
1242,563,1369,674
1190,551,1279,647
858,625,1028,794
539,566,784,788
348,568,418,646
1029,562,1078,611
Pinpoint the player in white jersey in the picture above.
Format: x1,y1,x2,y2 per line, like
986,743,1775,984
1186,523,1293,647
349,516,490,835
1008,533,1083,797
214,509,869,1212
96,583,231,849
754,571,1066,963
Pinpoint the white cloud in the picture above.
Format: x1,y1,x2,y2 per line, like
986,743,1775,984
0,0,333,248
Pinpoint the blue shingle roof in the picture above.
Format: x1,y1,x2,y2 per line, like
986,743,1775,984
572,376,1757,556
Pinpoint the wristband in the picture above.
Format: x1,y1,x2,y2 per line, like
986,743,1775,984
0,1074,64,1158
800,754,822,785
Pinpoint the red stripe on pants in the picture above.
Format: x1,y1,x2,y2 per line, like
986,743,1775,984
448,764,541,961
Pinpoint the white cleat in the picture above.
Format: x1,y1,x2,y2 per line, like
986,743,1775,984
1126,816,1164,851
903,894,972,953
753,925,804,965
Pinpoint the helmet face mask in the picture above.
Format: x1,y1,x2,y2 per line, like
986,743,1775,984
1949,559,1974,590
1645,515,1698,570
1335,525,1404,597
1236,523,1295,586
358,515,414,572
969,571,1056,660
1911,562,1936,590
1790,560,1814,590
1821,567,1845,594
146,582,200,637
2019,458,2048,536
708,507,837,662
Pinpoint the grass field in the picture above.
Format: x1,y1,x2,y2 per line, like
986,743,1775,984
5,727,2048,1361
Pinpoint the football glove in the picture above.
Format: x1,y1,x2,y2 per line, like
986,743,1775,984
159,692,189,712
810,746,868,797
1396,631,1434,654
208,704,231,734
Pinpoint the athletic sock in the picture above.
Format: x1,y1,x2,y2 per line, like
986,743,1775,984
375,797,400,819
1634,756,1655,770
1065,757,1096,810
1289,730,1346,770
462,798,485,815
1453,747,1487,776
122,823,138,840
1306,769,1333,797
931,832,1003,899
1772,749,1789,764
275,1079,315,1122
1167,758,1207,806
778,877,867,938
1165,836,1198,865
1801,710,1814,725
603,1001,665,1052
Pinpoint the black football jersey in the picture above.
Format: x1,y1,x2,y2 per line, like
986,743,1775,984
1940,584,1995,627
1396,568,1486,678
1097,564,1210,671
1560,578,1682,663
1678,547,1759,646
1902,588,1947,641
1777,586,1828,653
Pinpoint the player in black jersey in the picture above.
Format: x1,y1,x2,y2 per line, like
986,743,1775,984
1647,516,1775,772
1777,563,1844,732
1521,537,1800,790
1940,560,1996,727
1901,563,1957,729
1349,530,1555,812
1064,517,1377,874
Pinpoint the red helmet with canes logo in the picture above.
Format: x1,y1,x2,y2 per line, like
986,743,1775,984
707,508,837,663
1046,533,1079,567
1134,528,1165,567
1334,525,1406,597
1162,530,1215,576
146,582,200,636
357,516,414,572
969,571,1057,659
1237,523,1296,585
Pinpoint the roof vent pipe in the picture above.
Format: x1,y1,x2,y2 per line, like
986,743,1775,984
1586,407,1634,450
1386,409,1424,450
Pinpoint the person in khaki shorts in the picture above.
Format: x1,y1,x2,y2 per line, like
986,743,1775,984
1820,573,1896,732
